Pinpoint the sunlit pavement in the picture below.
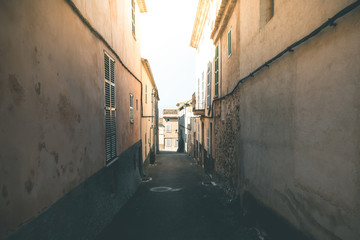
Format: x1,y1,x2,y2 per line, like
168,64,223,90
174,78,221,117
95,152,260,240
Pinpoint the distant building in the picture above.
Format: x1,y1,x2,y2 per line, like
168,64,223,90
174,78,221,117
176,99,193,153
141,58,159,164
162,109,178,152
158,118,165,151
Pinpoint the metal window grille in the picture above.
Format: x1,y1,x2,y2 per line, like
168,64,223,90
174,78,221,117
215,45,219,97
104,52,116,163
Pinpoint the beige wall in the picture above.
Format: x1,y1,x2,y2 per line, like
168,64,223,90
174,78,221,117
163,118,178,151
0,0,143,237
218,0,241,97
141,63,157,162
210,1,360,239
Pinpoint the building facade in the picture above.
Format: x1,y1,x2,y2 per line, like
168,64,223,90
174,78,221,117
158,118,165,151
162,109,179,152
176,99,193,153
0,0,149,239
141,58,159,164
190,0,360,239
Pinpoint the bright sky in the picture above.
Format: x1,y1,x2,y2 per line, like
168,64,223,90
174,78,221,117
140,0,199,116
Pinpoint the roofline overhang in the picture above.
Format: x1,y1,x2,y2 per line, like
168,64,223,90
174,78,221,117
141,58,160,100
189,0,211,49
210,0,237,44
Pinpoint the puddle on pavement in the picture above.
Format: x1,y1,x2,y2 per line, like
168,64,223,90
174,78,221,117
142,177,152,183
150,187,182,192
202,181,217,186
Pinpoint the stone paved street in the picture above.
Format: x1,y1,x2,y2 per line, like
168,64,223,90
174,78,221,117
95,152,260,240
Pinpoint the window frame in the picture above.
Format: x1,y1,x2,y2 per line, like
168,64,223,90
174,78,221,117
227,28,232,58
166,124,172,133
260,0,274,29
145,84,148,104
104,52,117,164
131,0,136,36
165,139,171,147
214,45,219,97
206,62,212,108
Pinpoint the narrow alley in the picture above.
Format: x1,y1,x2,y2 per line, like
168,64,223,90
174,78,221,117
95,152,259,240
1,0,360,240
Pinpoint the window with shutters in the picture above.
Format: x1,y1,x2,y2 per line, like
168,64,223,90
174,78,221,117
130,93,134,123
132,0,136,36
166,124,171,133
197,78,200,109
228,29,232,58
201,71,205,109
104,52,116,163
207,62,212,108
174,139,178,148
215,45,219,97
166,139,171,147
145,133,147,155
145,84,148,104
260,0,274,29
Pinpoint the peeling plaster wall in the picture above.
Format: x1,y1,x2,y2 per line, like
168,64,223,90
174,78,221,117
212,1,360,239
0,0,142,238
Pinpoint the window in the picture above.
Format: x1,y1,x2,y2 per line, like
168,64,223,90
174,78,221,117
197,78,200,109
166,139,171,147
174,139,178,148
207,128,209,149
215,45,219,97
206,62,212,108
145,84,147,103
136,99,138,110
131,0,136,35
210,123,212,155
228,29,232,58
260,0,274,29
130,93,134,123
166,124,171,133
145,133,147,154
104,52,116,163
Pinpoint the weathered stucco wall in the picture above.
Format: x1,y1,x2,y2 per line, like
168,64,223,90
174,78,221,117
141,64,155,162
212,1,360,239
0,0,142,238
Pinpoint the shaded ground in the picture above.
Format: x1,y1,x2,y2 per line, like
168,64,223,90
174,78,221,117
95,152,260,240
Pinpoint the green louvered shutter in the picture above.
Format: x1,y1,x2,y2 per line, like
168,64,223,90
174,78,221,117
104,53,117,163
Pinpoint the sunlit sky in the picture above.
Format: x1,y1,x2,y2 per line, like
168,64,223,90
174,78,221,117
140,0,199,116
